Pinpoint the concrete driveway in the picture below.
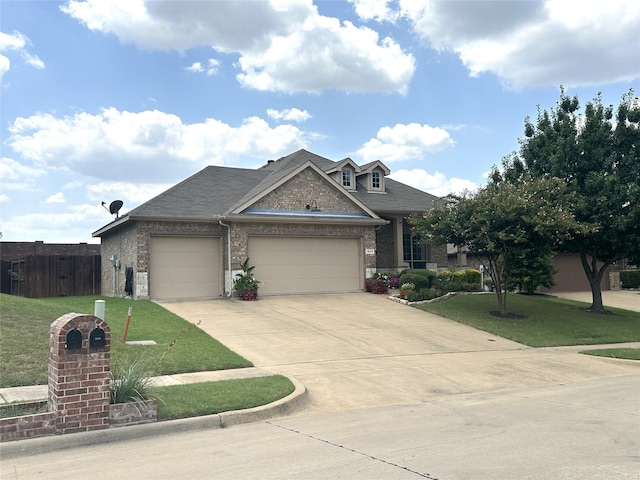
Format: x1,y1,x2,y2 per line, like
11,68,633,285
555,289,640,312
159,293,639,414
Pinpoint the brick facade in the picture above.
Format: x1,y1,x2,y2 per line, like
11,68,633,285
252,168,365,213
375,221,395,268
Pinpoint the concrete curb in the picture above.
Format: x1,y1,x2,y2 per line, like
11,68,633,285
0,378,307,459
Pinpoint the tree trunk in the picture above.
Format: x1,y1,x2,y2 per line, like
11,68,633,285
491,262,508,316
579,251,610,313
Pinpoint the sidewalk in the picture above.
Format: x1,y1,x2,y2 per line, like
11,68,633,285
0,367,271,404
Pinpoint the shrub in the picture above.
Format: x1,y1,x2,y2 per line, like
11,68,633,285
365,276,389,294
438,269,481,292
463,268,481,284
234,258,259,300
399,282,415,299
417,288,435,301
388,275,400,289
620,270,640,288
399,269,436,289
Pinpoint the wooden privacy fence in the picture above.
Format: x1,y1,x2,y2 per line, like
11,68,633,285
8,255,101,298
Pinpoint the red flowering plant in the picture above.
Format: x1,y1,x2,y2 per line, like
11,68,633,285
364,273,389,294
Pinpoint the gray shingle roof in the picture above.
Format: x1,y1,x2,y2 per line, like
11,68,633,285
94,149,438,236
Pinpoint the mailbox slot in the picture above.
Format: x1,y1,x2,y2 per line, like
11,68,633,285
65,329,82,350
89,327,106,348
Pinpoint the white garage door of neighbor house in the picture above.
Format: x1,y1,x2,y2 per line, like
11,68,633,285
249,236,361,295
150,236,222,300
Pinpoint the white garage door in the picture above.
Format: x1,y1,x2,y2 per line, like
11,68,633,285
249,236,361,295
150,236,222,300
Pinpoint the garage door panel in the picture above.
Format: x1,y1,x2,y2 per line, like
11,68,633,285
249,237,361,295
150,237,221,300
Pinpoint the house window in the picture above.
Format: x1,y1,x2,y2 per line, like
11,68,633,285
403,233,427,269
372,171,381,189
342,169,352,188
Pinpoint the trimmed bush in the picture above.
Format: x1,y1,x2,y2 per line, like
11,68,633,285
620,270,640,289
399,269,437,289
438,269,481,292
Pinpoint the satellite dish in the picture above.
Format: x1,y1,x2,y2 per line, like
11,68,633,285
109,200,123,216
101,200,124,218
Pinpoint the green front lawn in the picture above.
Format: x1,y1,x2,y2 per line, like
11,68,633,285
580,348,640,360
155,376,295,421
417,293,640,347
0,294,252,387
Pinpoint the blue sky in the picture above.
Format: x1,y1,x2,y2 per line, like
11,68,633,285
1,0,638,244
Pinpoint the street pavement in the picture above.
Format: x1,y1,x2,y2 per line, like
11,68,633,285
2,375,638,479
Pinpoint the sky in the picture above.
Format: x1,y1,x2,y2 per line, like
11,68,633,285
1,0,638,244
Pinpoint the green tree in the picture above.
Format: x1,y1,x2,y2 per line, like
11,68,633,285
507,89,640,312
411,177,576,316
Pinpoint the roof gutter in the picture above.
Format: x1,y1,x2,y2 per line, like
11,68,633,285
220,214,388,226
217,216,233,297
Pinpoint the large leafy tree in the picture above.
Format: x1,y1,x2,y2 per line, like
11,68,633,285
411,177,576,316
506,89,640,312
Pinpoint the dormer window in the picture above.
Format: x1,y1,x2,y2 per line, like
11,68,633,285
372,171,381,189
342,169,352,188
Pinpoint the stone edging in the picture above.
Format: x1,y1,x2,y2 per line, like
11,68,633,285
387,291,492,306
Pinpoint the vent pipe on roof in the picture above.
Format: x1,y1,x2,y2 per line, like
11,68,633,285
267,160,275,164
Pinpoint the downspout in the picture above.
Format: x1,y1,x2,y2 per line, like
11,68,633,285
218,217,232,297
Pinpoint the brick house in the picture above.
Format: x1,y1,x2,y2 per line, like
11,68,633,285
93,149,445,300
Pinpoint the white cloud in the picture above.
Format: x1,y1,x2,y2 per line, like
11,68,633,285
87,181,171,207
0,156,45,190
0,194,9,202
0,203,100,243
23,53,45,69
185,61,203,73
237,16,414,94
185,59,219,76
0,54,10,78
205,58,219,76
0,30,45,78
350,0,399,22
61,0,414,94
357,123,454,162
45,192,66,204
6,108,310,182
392,0,639,89
266,108,311,123
390,169,478,197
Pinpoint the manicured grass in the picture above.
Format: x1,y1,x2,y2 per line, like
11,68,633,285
417,293,640,347
154,375,295,421
0,294,252,387
580,348,640,360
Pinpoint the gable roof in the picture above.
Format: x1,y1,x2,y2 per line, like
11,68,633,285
229,160,380,219
93,149,438,237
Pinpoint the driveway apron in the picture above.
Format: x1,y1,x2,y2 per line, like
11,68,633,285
158,293,639,414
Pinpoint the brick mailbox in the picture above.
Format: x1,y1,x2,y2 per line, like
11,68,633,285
48,313,111,434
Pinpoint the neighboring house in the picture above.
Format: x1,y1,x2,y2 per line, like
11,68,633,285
93,149,445,300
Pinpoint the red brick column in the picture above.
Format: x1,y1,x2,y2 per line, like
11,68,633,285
48,313,111,434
